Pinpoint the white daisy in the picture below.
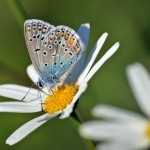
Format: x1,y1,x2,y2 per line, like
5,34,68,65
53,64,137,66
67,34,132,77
79,63,150,150
0,23,119,145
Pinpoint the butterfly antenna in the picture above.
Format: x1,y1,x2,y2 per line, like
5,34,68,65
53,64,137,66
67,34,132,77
40,85,49,95
35,84,44,111
21,83,35,101
39,91,44,111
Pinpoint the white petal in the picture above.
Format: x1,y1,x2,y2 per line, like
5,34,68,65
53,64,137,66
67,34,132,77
96,143,127,150
79,121,146,141
27,65,39,84
92,105,146,123
77,33,108,84
59,82,88,119
77,23,90,48
97,138,149,150
6,112,60,145
0,102,41,113
66,24,90,83
0,84,41,102
83,42,119,83
126,63,150,117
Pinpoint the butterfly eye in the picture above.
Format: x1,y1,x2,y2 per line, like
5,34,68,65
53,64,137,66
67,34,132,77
65,48,68,51
38,82,44,88
53,75,57,79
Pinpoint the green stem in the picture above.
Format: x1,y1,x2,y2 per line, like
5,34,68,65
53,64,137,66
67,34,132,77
71,111,95,150
71,110,82,124
6,0,28,30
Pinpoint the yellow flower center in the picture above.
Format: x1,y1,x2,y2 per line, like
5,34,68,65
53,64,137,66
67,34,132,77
145,122,150,141
43,84,78,114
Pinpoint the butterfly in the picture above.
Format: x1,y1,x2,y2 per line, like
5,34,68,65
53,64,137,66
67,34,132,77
24,19,82,89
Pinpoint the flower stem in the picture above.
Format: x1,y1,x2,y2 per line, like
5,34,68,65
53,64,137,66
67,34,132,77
71,111,95,150
71,110,82,124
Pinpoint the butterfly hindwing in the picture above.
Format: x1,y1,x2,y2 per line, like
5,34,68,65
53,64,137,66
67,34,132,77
51,25,81,79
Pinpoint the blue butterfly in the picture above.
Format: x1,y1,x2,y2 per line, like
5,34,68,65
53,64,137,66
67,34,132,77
24,19,82,88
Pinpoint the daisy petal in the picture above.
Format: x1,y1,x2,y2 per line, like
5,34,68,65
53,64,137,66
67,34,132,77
27,65,39,84
77,23,90,48
79,121,146,142
77,33,108,84
97,139,148,150
79,121,149,150
92,105,146,123
0,84,41,102
6,112,60,145
83,42,119,83
67,24,90,83
97,143,127,150
126,63,150,117
59,82,88,119
0,102,41,113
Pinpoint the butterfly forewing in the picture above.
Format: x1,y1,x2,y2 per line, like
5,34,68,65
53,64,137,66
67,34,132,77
24,19,81,86
24,20,55,76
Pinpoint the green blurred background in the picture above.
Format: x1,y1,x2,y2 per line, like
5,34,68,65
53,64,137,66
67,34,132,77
0,0,150,149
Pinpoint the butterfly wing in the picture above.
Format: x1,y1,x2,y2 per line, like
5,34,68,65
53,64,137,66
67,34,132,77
24,19,82,86
50,25,81,81
24,19,55,77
